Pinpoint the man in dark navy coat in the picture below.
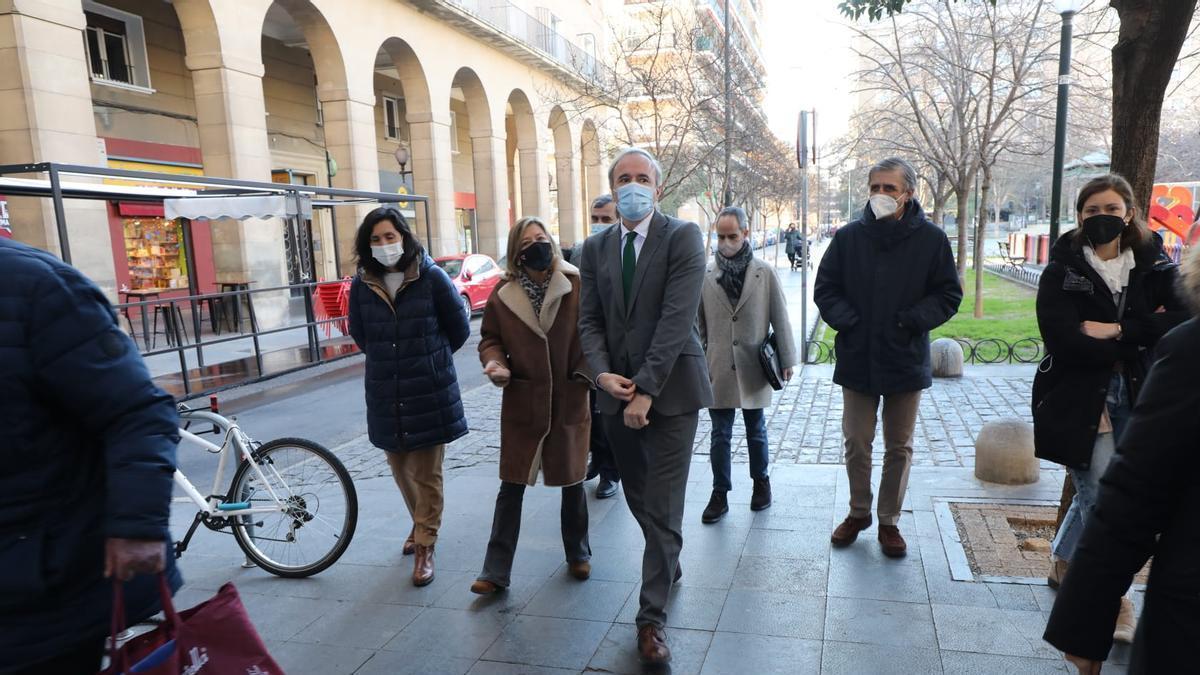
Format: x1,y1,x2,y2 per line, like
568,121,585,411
814,157,961,559
0,238,181,674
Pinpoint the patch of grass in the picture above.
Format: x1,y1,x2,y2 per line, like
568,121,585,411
816,269,1038,350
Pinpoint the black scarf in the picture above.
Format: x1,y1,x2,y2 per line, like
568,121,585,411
715,241,753,304
517,270,551,316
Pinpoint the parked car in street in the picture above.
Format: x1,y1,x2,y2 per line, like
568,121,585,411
435,253,503,315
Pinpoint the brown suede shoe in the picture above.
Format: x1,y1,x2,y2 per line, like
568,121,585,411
402,528,416,556
470,579,501,595
412,543,435,586
636,624,671,665
568,560,591,580
831,515,873,547
878,525,907,558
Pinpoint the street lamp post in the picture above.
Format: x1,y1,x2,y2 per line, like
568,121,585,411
1049,0,1081,243
723,0,732,207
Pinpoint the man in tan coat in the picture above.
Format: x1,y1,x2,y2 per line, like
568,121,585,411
697,206,797,523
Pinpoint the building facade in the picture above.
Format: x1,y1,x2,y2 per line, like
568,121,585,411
1,0,612,310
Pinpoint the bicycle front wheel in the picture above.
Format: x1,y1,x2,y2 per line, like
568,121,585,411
229,437,358,577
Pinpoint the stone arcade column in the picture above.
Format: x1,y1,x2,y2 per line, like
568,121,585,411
0,1,116,294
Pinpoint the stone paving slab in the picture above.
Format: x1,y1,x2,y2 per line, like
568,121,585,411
168,454,1141,675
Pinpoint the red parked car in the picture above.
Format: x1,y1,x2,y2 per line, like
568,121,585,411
434,253,503,315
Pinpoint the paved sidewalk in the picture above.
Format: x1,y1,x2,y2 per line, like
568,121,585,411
170,361,1137,675
163,243,1131,674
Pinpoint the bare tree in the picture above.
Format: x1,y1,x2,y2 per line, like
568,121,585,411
540,1,767,206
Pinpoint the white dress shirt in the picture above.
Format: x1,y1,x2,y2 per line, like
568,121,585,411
619,213,652,262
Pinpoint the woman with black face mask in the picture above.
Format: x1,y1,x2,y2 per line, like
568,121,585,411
470,217,595,595
1032,174,1188,646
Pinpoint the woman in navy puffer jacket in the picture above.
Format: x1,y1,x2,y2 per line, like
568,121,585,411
348,207,470,587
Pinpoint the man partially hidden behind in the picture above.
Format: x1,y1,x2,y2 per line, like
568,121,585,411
582,194,621,499
1,238,181,674
814,157,961,558
578,148,712,665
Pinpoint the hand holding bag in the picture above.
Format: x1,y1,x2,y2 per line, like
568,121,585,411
102,575,284,675
759,331,784,391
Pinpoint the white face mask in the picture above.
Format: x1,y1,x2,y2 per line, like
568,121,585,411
718,240,743,258
371,241,404,268
869,194,900,220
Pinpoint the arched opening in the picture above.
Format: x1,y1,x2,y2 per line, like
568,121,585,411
260,0,350,287
450,67,501,257
373,37,437,258
579,119,603,233
506,89,542,226
548,106,581,246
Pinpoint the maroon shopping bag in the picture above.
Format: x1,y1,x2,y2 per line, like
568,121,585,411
103,575,284,674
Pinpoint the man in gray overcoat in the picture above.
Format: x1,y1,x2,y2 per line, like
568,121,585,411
698,206,797,523
578,147,713,665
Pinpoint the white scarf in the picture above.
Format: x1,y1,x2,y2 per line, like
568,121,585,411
1082,245,1136,296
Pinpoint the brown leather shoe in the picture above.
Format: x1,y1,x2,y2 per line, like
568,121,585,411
402,528,415,556
412,543,435,586
831,515,873,547
636,624,671,665
470,579,501,595
878,525,907,558
568,560,591,580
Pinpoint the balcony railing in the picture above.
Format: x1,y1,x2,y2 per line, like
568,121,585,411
445,0,608,84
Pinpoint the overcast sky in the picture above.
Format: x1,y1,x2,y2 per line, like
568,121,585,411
761,0,856,154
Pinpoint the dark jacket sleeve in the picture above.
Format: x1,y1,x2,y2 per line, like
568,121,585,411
897,234,962,333
578,234,613,376
1037,263,1139,366
814,231,860,332
1120,263,1190,347
1043,325,1200,660
348,277,366,351
30,266,179,540
431,266,470,352
631,222,707,398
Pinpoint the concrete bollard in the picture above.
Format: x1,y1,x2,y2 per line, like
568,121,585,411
931,338,964,378
975,419,1039,485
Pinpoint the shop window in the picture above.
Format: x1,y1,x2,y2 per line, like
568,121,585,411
123,216,188,291
83,1,152,91
383,96,401,140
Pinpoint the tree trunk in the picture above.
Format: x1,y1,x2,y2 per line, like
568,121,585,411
931,172,946,229
974,167,992,319
954,186,970,282
1109,1,1198,214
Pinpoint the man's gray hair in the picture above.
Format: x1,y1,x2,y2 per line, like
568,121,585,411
717,205,748,231
868,157,918,193
607,147,663,187
591,194,614,209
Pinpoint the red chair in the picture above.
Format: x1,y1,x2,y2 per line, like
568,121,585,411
314,278,352,337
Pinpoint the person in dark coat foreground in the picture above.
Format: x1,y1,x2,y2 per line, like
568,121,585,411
1044,243,1200,674
1032,174,1187,642
348,206,470,587
814,156,961,558
0,238,181,674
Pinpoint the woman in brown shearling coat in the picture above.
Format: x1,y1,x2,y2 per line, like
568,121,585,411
470,217,593,594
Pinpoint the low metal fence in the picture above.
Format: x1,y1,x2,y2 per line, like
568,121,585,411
116,280,358,399
803,337,1045,366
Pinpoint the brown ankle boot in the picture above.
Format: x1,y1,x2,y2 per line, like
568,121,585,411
412,543,435,587
403,528,416,556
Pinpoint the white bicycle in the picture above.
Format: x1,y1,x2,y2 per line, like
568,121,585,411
172,400,358,577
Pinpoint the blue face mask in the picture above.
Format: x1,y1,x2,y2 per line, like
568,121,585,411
616,183,656,222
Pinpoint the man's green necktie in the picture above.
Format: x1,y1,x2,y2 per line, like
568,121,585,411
622,231,637,305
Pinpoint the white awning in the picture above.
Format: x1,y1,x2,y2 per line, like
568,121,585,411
164,195,312,221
